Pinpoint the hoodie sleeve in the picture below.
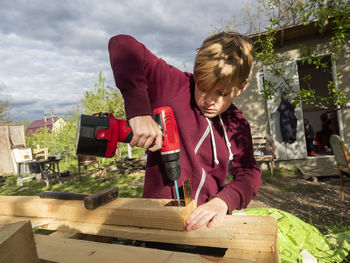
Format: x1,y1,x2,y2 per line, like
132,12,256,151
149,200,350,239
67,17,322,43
108,35,155,119
108,34,188,119
214,116,262,214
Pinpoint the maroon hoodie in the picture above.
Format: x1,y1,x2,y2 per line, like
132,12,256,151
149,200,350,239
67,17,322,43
108,35,261,213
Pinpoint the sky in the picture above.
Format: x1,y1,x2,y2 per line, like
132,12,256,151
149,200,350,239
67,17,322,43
0,0,246,122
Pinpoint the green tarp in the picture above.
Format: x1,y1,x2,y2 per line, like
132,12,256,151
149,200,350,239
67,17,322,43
233,208,350,262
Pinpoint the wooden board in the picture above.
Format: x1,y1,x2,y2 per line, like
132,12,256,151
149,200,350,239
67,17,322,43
0,196,196,231
35,234,256,263
0,126,14,175
0,220,39,263
0,215,279,263
299,166,340,178
0,124,26,176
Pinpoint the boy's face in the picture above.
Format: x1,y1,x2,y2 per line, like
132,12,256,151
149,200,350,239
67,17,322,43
194,80,246,118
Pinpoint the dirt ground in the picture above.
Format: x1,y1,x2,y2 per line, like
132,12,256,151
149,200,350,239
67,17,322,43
248,173,350,233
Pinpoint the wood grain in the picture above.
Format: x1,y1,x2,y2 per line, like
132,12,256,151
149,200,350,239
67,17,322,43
0,220,39,263
35,234,256,263
0,196,196,231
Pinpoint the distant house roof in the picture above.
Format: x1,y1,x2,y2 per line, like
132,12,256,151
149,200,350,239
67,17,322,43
249,16,340,47
26,117,60,136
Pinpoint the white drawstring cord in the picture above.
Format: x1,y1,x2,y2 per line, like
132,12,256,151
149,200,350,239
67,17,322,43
219,115,234,161
206,118,219,165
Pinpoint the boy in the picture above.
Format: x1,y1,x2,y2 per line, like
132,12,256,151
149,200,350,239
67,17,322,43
108,32,261,231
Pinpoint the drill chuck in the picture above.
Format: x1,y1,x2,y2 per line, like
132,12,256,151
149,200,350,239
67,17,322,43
161,151,180,181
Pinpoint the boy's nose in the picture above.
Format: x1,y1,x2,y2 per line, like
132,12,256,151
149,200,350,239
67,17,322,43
204,94,216,105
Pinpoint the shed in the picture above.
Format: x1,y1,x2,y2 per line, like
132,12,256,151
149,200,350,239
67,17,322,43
235,18,349,167
0,123,26,176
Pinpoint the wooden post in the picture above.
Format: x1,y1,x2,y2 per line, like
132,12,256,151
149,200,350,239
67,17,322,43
0,196,196,231
0,220,39,263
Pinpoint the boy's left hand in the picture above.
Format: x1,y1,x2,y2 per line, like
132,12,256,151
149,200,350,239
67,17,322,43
185,197,228,231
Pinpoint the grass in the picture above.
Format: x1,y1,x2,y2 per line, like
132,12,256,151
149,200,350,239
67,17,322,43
0,171,144,198
326,223,350,235
0,145,147,197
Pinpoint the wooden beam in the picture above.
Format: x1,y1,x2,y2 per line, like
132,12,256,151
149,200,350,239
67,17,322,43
0,220,39,263
0,196,196,231
35,234,256,263
0,215,279,262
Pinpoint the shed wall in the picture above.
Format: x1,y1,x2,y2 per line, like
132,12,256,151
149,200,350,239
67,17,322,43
0,124,26,176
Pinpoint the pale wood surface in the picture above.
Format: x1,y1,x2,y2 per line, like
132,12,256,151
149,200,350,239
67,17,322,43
253,136,275,175
0,196,196,230
0,126,15,175
0,220,39,263
35,234,256,263
299,166,339,178
33,148,49,160
0,214,279,263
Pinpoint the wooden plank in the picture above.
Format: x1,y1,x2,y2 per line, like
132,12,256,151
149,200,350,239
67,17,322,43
0,125,15,175
0,214,278,261
35,234,256,263
254,155,273,162
49,231,82,239
0,196,196,231
225,249,273,263
0,220,39,263
299,166,339,178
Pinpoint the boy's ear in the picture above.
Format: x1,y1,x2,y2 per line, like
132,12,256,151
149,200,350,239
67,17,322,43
235,79,248,97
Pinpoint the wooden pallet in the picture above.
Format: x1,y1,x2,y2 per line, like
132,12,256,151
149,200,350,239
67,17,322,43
0,196,280,263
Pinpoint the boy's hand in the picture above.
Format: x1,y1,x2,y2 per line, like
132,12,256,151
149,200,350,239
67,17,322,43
185,197,228,231
128,115,163,152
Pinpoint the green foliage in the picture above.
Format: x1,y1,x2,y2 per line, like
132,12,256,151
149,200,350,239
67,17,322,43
81,72,125,119
26,117,79,166
25,72,144,174
216,0,349,109
0,96,11,122
251,0,349,109
326,222,350,235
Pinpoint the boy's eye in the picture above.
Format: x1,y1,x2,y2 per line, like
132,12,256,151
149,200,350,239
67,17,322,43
219,92,230,97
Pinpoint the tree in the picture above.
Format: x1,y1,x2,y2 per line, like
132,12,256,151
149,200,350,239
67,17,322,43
0,96,11,122
81,72,125,119
216,0,306,35
81,72,135,159
217,0,349,109
26,72,136,169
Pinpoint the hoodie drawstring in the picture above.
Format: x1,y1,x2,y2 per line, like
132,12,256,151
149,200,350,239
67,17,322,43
205,116,234,165
219,115,234,161
206,118,219,165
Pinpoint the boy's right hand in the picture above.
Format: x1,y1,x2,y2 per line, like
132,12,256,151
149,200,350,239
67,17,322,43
128,115,163,152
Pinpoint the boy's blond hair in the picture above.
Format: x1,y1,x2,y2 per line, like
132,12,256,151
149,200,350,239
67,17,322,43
193,31,253,92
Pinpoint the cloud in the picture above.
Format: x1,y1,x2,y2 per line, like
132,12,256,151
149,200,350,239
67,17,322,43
0,0,244,122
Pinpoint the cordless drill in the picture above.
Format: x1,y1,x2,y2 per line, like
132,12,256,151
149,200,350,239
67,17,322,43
75,106,181,200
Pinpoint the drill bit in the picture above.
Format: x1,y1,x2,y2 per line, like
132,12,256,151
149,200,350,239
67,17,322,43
174,180,181,205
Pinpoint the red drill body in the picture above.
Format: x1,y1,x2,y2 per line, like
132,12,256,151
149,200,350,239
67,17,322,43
76,107,181,182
